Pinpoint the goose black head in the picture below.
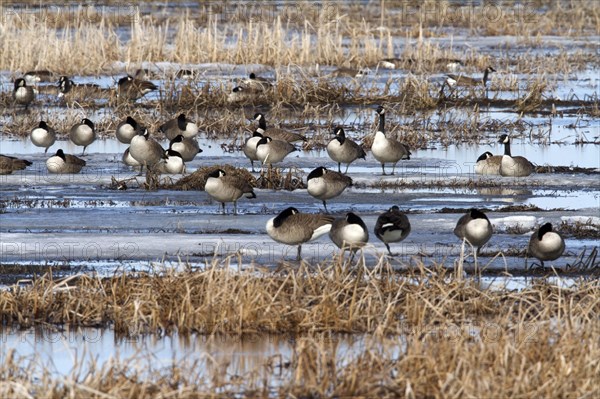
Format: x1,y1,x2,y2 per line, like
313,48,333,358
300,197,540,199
39,120,49,129
176,114,188,130
55,149,66,160
375,105,385,115
307,166,327,181
486,66,496,73
469,208,489,221
538,222,554,240
125,116,138,128
207,168,226,179
256,136,272,148
249,73,257,79
170,134,184,145
333,127,346,144
118,76,132,86
476,151,494,162
14,78,26,89
498,134,509,144
81,118,94,129
165,149,183,159
232,86,244,93
253,113,264,121
273,207,299,228
346,212,367,230
389,205,400,213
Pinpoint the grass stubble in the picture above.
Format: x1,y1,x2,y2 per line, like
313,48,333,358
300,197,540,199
1,256,599,398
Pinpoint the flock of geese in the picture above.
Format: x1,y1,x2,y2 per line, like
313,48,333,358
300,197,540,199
3,68,557,265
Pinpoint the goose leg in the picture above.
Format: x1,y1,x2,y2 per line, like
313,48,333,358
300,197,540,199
344,163,350,174
82,146,87,156
381,163,386,175
250,160,255,173
391,162,398,175
337,162,342,173
322,201,328,213
296,245,302,261
385,243,394,256
220,202,226,215
233,201,238,216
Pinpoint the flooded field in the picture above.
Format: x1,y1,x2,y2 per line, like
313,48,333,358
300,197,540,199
1,1,599,397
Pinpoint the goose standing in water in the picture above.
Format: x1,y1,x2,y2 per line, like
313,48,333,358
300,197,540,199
306,166,352,212
528,223,565,267
30,121,56,153
69,118,96,155
374,206,411,256
371,106,410,175
204,168,256,215
329,212,369,254
454,208,493,256
498,134,534,177
129,128,164,174
326,127,366,173
13,78,35,109
116,116,143,144
243,130,263,172
266,207,335,261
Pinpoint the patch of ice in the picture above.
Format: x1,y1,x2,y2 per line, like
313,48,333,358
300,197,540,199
491,216,538,232
561,216,600,226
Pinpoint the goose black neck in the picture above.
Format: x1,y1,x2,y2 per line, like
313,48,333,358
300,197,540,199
503,140,512,157
379,112,385,133
258,117,267,130
483,69,489,85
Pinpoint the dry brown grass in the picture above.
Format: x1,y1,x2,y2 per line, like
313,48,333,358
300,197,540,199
0,260,599,397
1,1,598,74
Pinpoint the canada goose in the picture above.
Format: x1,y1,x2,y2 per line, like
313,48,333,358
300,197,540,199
0,155,32,175
379,58,462,70
329,212,369,252
331,67,368,78
204,168,256,215
115,116,142,144
528,223,565,267
122,147,141,168
371,106,411,175
242,72,273,92
168,134,201,162
69,118,96,155
374,205,411,256
228,86,259,103
117,75,158,101
13,78,35,109
255,136,297,167
30,121,56,153
253,113,307,143
306,166,352,212
129,128,165,174
243,130,263,172
326,127,366,173
154,149,186,175
46,149,86,174
266,207,335,260
498,134,534,177
160,113,199,140
453,209,493,255
446,66,496,88
24,70,56,84
475,151,502,175
57,76,102,98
